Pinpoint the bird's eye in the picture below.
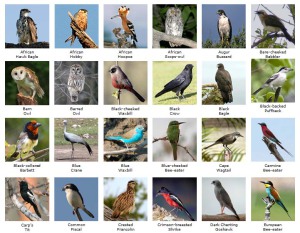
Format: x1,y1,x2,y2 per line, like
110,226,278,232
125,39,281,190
20,71,23,74
14,72,17,75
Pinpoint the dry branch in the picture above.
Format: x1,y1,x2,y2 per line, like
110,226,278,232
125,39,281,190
261,136,284,162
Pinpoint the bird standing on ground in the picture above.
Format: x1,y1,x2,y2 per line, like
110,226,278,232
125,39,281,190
167,121,185,160
258,122,293,156
260,181,292,220
204,132,243,151
109,65,145,102
155,64,194,100
16,9,37,44
65,9,88,45
63,120,93,159
156,186,195,221
62,183,94,220
215,63,233,104
165,7,184,47
217,9,232,47
211,180,240,220
19,180,41,217
112,180,137,219
67,64,85,103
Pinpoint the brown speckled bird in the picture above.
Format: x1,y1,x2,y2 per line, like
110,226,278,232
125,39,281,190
65,9,88,45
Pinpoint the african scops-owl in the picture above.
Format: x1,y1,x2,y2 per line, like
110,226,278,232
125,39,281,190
16,9,38,44
165,7,184,47
67,64,85,102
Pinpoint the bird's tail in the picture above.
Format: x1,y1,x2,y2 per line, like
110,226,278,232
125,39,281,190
83,141,93,156
203,142,218,150
253,87,263,95
282,28,294,43
82,206,95,218
277,143,293,157
130,88,145,102
230,207,240,221
65,35,75,45
105,136,123,141
155,89,169,98
220,91,233,103
277,201,292,220
182,206,195,221
111,209,120,218
36,86,45,98
33,203,41,218
171,143,177,161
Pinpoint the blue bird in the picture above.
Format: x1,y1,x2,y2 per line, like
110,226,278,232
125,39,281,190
105,125,144,148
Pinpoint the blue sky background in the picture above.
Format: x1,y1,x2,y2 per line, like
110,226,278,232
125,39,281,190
55,4,99,48
55,177,98,221
202,4,245,43
6,4,49,44
251,118,295,162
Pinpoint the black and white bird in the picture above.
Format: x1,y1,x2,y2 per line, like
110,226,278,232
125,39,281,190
62,183,94,221
252,67,293,95
217,9,232,47
63,120,93,159
16,9,37,44
215,63,233,104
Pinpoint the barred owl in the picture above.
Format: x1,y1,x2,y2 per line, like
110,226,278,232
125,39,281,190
165,7,183,47
16,9,37,44
11,66,44,99
68,64,85,102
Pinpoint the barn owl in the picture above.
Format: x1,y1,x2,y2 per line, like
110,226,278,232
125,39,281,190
165,7,184,47
65,9,88,45
11,66,44,100
16,9,38,44
68,64,85,102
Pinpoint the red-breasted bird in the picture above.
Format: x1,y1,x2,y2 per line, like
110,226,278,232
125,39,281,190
260,181,292,220
11,120,42,159
109,65,145,102
258,122,293,156
156,186,195,221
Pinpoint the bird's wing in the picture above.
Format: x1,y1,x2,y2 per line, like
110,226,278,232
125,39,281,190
264,15,285,30
219,188,233,207
64,131,86,143
28,17,37,42
163,73,185,90
121,128,135,139
217,19,221,39
265,73,279,85
27,190,36,203
169,193,184,208
265,128,281,143
270,187,281,201
215,70,232,91
77,190,85,205
228,18,232,41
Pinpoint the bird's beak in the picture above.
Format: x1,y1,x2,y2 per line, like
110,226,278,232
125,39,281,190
156,192,162,197
288,68,294,71
255,11,259,14
178,122,185,125
62,187,65,191
258,123,262,125
260,181,266,184
35,123,42,128
111,15,120,19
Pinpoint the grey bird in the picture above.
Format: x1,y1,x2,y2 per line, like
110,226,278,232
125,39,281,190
211,180,240,220
215,63,233,103
204,132,243,151
155,64,194,100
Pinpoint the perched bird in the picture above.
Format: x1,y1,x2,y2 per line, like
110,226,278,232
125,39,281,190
111,6,137,43
155,64,194,100
215,63,233,104
67,64,85,102
11,66,45,101
11,120,42,159
112,180,137,219
19,180,41,217
260,181,292,220
217,9,232,47
109,65,145,102
211,180,240,220
62,183,94,221
167,121,185,160
156,186,195,221
65,9,88,45
63,120,93,159
252,67,293,95
16,9,37,44
255,10,294,43
105,125,144,149
165,7,184,47
204,132,243,151
258,122,293,156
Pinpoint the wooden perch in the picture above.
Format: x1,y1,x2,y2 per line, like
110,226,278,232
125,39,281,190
10,148,50,162
153,204,185,221
261,136,284,162
5,42,49,49
104,204,129,221
17,93,38,105
261,196,275,221
251,33,295,48
202,214,245,221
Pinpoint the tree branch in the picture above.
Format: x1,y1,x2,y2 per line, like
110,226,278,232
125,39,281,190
261,136,284,162
13,148,50,162
251,33,294,48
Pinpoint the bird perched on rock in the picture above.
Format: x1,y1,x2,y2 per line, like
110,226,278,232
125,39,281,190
112,180,137,219
155,64,193,100
65,9,88,45
211,180,240,220
215,63,233,104
19,180,41,217
167,121,185,160
204,132,243,151
165,7,184,47
217,9,232,47
109,65,145,102
16,9,37,44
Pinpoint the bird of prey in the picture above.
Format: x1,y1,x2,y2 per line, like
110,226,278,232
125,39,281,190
215,63,233,104
252,67,293,95
217,9,232,47
65,9,88,45
16,9,37,44
155,64,194,100
211,180,240,220
204,132,243,151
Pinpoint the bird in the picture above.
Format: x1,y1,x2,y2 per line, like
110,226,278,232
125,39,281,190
217,9,232,47
108,65,145,102
156,186,195,221
16,9,37,44
63,120,93,159
260,181,292,220
252,67,293,95
105,125,144,149
111,6,137,43
211,180,240,220
62,183,94,220
65,9,88,45
67,64,85,102
112,180,137,219
167,121,185,160
165,7,184,47
255,10,294,43
19,180,41,218
11,66,45,101
258,122,293,157
11,120,42,159
155,64,194,100
204,132,243,151
215,63,233,104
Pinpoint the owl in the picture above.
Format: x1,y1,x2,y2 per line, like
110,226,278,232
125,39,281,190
67,64,85,102
65,9,88,45
16,9,37,44
165,7,184,47
11,66,44,100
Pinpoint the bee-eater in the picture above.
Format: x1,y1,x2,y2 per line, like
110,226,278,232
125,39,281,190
167,121,185,160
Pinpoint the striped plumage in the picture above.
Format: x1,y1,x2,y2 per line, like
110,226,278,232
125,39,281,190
67,64,85,102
